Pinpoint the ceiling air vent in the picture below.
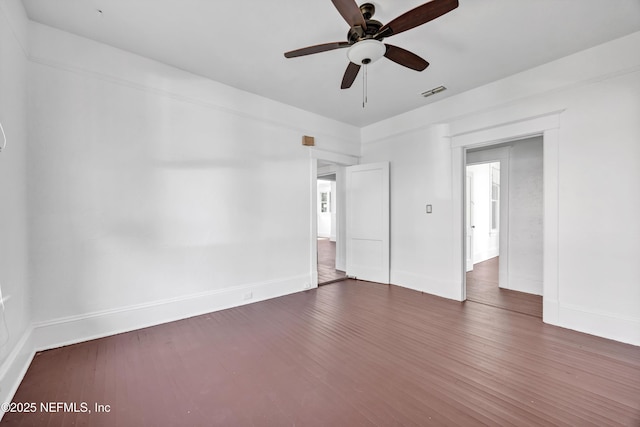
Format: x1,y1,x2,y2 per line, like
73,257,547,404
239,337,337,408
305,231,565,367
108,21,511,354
421,86,447,98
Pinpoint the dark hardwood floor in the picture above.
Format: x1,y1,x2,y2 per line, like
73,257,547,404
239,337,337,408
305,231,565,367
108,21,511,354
318,237,346,285
466,257,543,318
3,280,639,426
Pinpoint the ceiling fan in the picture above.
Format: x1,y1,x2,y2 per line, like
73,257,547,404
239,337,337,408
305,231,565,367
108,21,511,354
284,0,459,89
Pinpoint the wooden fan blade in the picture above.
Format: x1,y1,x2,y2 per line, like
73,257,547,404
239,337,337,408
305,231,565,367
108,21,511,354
384,44,429,71
331,0,367,30
285,42,350,58
377,0,458,38
341,62,361,89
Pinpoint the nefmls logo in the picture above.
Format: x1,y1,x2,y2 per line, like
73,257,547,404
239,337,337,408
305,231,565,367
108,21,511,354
40,402,90,413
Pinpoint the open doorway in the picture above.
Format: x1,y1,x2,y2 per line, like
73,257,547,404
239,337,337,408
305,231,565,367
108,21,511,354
466,161,501,272
310,152,389,287
464,138,543,317
317,170,346,285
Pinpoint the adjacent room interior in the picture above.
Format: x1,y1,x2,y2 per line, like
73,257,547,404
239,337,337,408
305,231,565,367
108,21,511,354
316,163,347,285
465,137,544,318
1,0,639,424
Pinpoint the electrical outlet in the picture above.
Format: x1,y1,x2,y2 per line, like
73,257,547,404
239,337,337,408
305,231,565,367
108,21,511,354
243,291,253,301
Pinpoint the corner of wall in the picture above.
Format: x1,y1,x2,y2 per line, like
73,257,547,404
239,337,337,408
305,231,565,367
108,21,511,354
0,0,29,54
0,0,32,417
0,328,35,421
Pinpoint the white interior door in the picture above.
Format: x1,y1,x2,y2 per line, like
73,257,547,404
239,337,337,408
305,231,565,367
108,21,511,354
346,162,389,284
465,169,474,272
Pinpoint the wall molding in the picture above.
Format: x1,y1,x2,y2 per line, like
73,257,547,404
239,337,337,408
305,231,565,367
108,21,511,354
0,328,35,421
0,273,310,420
362,59,640,145
450,110,562,328
0,0,29,57
450,110,563,147
30,274,311,352
557,303,640,347
502,275,543,296
309,148,360,165
391,270,462,301
27,53,360,150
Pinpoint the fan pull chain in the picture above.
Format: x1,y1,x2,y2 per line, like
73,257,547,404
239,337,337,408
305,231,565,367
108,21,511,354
362,63,368,109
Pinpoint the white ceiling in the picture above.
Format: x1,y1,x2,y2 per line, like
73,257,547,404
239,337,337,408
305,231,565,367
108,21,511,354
21,0,640,127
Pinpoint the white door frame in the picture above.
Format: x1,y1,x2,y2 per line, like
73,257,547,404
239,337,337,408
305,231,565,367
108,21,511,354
465,169,474,272
451,110,562,325
309,149,359,287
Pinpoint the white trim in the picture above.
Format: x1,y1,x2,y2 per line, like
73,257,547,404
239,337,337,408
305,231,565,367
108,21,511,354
0,0,29,57
0,328,35,421
451,145,465,301
0,274,310,419
31,274,310,352
451,111,562,326
311,158,319,287
391,270,461,301
27,55,360,150
542,128,560,324
309,148,359,165
558,303,640,346
451,110,563,147
503,275,543,296
310,149,358,285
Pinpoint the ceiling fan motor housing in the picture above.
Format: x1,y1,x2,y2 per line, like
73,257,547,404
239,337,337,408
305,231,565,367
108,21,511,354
348,19,383,44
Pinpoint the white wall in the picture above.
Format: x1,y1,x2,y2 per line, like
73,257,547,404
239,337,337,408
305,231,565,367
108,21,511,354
361,32,640,345
0,0,32,410
361,124,458,299
508,138,543,295
26,22,360,346
1,10,639,416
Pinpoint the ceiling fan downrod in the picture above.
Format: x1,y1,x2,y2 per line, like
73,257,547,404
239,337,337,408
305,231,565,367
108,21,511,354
348,3,384,44
362,63,368,108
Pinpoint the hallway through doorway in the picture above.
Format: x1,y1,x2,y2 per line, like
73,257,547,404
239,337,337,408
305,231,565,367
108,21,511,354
317,238,346,285
466,257,542,317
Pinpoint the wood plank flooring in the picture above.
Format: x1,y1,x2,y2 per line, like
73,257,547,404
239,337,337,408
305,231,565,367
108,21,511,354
466,257,543,318
3,280,639,426
318,237,346,284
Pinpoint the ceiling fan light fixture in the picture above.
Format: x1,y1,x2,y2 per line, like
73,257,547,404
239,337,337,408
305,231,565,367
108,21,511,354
347,39,386,65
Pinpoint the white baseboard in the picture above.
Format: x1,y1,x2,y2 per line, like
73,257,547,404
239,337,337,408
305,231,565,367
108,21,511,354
32,274,311,352
556,303,640,347
2,273,636,422
391,270,462,301
0,328,35,421
501,275,543,296
542,298,559,325
0,274,311,420
473,251,497,264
